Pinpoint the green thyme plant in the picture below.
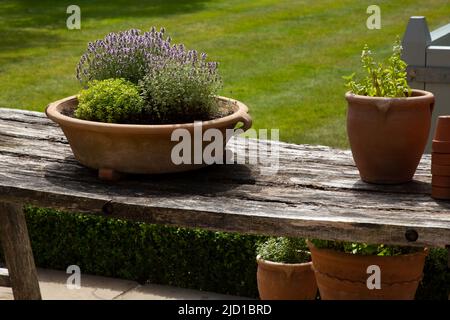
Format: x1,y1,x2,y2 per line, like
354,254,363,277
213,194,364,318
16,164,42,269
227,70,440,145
75,78,145,123
344,38,412,98
310,239,421,256
257,237,311,263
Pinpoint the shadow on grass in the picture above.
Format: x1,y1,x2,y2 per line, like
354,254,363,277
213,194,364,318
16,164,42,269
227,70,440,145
2,0,209,27
0,0,210,54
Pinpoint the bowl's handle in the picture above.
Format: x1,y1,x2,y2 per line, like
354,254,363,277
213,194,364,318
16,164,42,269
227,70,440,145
235,112,252,133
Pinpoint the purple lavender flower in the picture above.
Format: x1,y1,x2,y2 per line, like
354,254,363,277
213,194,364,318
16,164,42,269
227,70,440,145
76,27,220,88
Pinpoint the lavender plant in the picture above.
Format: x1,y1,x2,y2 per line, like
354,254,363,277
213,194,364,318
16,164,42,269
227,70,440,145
76,27,222,124
139,54,222,123
77,28,169,85
344,38,412,98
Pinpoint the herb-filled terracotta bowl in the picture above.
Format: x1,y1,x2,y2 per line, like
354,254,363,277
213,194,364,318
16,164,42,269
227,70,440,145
46,95,252,177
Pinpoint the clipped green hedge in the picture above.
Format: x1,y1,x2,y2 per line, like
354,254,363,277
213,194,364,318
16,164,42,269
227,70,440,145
1,207,448,299
23,206,266,297
416,247,450,300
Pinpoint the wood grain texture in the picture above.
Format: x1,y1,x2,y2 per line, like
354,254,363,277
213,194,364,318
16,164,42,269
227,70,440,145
0,108,450,247
0,201,41,299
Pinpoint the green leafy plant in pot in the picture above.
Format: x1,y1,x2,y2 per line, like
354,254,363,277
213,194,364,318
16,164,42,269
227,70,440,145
45,28,252,178
256,237,317,300
307,239,428,300
344,38,434,184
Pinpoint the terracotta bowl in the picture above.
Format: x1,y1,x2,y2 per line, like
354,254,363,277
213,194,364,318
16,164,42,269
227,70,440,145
432,153,450,165
431,164,450,176
432,175,450,188
433,116,450,141
46,95,252,177
432,140,450,154
431,186,450,200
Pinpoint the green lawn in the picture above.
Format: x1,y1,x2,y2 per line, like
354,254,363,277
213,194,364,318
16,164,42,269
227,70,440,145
1,0,449,147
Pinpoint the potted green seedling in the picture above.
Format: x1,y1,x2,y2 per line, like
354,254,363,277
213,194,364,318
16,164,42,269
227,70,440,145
344,38,434,184
46,28,251,179
307,239,428,300
256,237,317,300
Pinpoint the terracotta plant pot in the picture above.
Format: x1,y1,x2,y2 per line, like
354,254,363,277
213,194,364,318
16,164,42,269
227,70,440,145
431,186,450,200
345,89,434,184
431,164,450,176
307,241,428,300
432,175,450,187
432,140,450,154
433,116,450,141
256,255,317,300
431,153,450,166
46,95,252,177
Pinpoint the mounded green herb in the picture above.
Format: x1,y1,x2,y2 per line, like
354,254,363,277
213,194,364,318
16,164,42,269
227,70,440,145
310,239,422,256
257,237,310,264
75,78,145,123
344,38,412,98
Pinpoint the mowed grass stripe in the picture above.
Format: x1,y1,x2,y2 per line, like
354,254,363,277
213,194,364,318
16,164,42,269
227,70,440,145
0,0,449,147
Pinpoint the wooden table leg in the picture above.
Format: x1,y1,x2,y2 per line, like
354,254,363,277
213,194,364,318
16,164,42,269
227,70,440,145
0,202,41,300
447,246,450,300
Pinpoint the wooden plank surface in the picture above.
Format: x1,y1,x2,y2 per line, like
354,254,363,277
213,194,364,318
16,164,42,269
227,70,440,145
0,108,449,247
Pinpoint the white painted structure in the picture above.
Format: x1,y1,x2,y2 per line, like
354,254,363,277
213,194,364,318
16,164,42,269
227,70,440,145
402,16,450,152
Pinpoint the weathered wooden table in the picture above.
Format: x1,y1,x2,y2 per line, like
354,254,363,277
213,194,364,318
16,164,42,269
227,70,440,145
1,107,450,300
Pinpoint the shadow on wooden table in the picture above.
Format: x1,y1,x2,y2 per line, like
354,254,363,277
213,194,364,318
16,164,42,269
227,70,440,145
43,155,256,197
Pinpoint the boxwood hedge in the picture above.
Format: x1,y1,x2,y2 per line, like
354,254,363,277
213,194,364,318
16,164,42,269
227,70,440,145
1,206,448,299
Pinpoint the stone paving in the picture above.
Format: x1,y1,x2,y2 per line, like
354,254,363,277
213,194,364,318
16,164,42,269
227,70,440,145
0,268,249,300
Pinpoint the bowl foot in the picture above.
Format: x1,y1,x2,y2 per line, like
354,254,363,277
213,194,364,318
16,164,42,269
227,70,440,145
98,168,123,181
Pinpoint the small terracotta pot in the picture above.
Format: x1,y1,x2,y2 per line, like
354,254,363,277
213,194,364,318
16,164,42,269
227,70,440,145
431,164,450,176
46,95,252,177
346,90,434,184
432,153,450,166
431,186,450,200
256,256,317,300
432,175,450,187
433,116,450,141
432,140,450,154
307,241,428,300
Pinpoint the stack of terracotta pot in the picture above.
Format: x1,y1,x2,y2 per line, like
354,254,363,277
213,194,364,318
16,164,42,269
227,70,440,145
432,116,450,200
